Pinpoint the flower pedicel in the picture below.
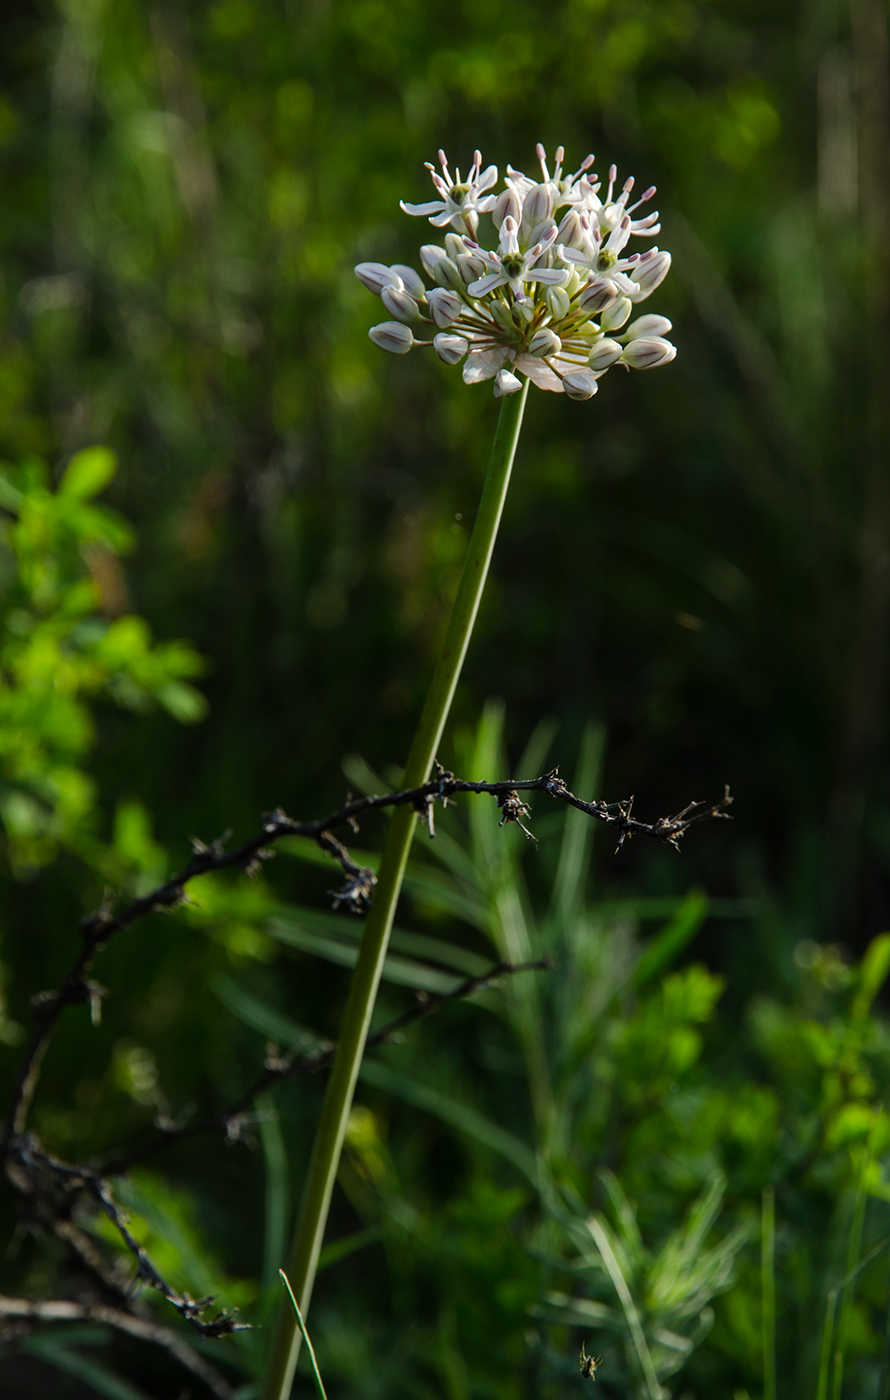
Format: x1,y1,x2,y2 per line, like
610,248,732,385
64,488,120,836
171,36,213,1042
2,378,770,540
357,143,675,401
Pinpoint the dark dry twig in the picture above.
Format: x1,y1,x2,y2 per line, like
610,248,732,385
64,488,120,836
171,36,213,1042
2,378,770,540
3,957,550,1358
6,1135,249,1342
2,768,730,1149
0,762,729,1373
100,956,553,1174
0,1294,235,1398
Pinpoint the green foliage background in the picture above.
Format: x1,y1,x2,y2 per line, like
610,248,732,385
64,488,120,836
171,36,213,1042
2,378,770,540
2,0,890,1397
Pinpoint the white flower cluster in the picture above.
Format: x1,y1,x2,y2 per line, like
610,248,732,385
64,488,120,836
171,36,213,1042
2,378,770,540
356,144,675,400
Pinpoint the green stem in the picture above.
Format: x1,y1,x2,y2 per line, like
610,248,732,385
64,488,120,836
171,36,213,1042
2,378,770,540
816,1290,838,1400
261,380,529,1400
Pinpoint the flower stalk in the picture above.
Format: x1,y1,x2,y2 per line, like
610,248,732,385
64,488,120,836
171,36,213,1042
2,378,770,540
263,137,676,1399
261,381,529,1400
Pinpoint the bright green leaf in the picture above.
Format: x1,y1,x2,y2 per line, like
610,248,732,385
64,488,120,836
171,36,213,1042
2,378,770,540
59,446,118,500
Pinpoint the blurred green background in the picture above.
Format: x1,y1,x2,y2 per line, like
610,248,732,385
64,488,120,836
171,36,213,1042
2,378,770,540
3,0,890,1397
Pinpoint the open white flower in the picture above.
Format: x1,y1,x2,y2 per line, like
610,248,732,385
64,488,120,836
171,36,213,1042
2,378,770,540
467,217,566,301
359,143,676,398
576,163,661,239
558,213,642,295
400,149,498,234
507,142,597,212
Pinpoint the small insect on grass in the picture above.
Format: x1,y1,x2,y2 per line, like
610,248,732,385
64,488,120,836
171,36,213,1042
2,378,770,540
279,1269,329,1400
580,1342,604,1381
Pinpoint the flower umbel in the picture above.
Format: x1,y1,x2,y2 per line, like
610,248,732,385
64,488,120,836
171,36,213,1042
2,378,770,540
359,144,675,398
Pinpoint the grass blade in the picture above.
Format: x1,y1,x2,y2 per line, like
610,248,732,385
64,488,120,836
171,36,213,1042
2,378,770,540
879,1263,890,1400
552,721,605,920
402,866,491,933
585,1214,662,1400
409,822,487,889
358,1057,538,1185
816,1290,837,1400
213,974,314,1048
259,1093,289,1293
317,1224,381,1273
515,714,559,787
834,1142,872,1391
23,1339,150,1400
267,916,466,992
633,889,709,989
817,1233,890,1400
762,1186,776,1400
272,904,491,975
832,1349,843,1400
276,834,380,871
279,1270,328,1400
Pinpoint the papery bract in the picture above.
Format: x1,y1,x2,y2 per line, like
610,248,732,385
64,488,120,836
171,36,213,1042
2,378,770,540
494,368,523,397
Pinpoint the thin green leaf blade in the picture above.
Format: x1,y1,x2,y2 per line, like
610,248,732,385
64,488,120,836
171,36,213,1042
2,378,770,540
633,889,710,989
358,1058,538,1185
23,1340,151,1400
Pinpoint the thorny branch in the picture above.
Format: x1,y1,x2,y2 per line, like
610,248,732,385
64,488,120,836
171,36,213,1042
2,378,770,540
101,956,553,1175
0,1296,236,1399
2,766,731,1151
6,1134,250,1340
0,763,730,1381
2,957,550,1371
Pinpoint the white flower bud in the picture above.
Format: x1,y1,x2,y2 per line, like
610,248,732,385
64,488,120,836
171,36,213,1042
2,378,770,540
494,368,523,397
514,301,535,324
578,277,619,315
628,249,671,302
355,262,400,296
526,219,557,251
492,187,522,228
528,327,562,358
571,321,598,344
434,255,464,292
587,337,623,371
390,263,426,298
544,285,571,320
523,183,553,227
622,314,672,341
556,209,587,251
381,285,421,322
426,287,464,328
369,321,414,354
600,296,632,331
621,336,676,369
420,244,447,279
562,370,599,400
444,233,465,261
565,268,584,297
490,300,514,332
433,332,469,364
457,252,487,284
